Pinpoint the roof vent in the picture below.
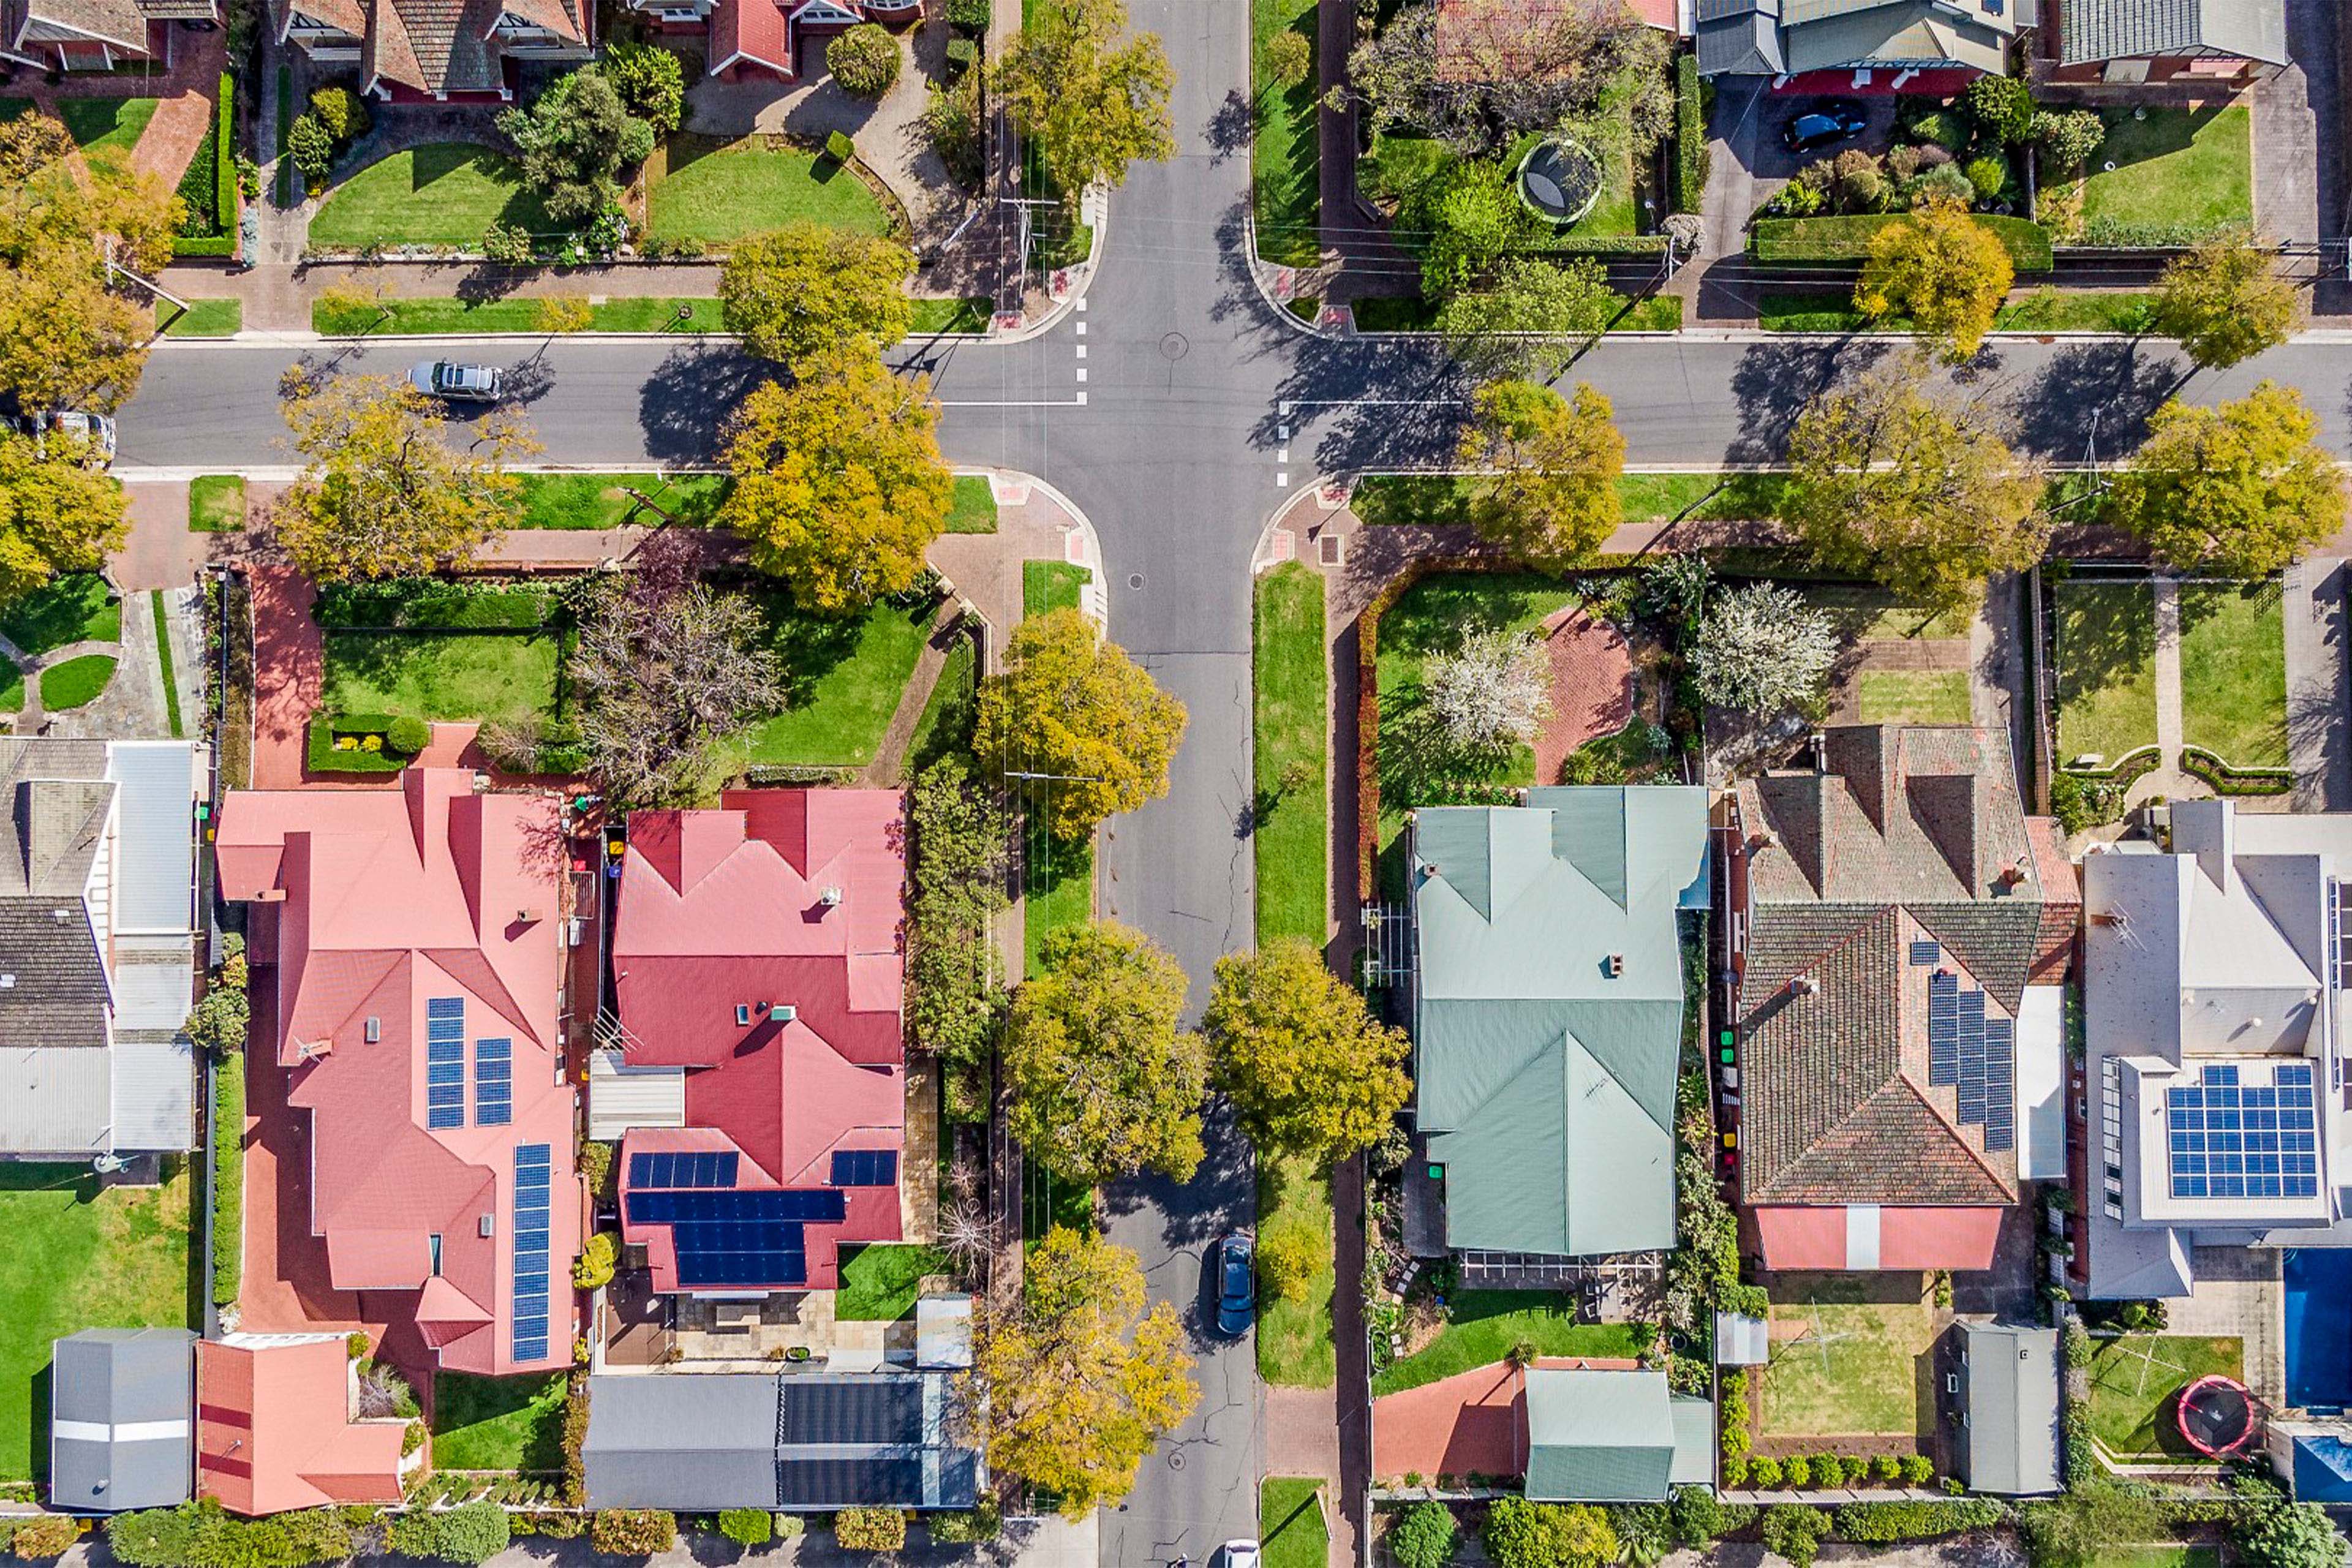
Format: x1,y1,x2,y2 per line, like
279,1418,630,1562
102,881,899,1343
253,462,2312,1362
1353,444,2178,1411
364,1016,381,1044
775,1004,797,1024
516,906,544,922
735,1004,753,1026
820,886,843,908
478,1213,495,1238
1790,975,1820,997
50,907,70,921
1603,954,1625,979
0,974,15,989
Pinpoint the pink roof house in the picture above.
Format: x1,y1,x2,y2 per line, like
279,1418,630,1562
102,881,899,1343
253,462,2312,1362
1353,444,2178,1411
195,1336,407,1517
609,790,907,1294
214,769,579,1376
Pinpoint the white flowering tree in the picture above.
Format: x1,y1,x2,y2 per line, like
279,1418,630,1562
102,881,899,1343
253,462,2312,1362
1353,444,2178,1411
1426,628,1552,755
1691,583,1838,715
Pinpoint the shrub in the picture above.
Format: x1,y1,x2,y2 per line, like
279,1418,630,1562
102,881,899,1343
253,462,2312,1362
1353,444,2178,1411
1670,1488,1752,1545
1964,155,2006,203
1720,1455,1749,1488
827,24,900,97
2032,108,2104,171
287,114,334,182
10,1517,78,1559
1907,110,1966,151
578,1139,615,1200
944,35,979,77
1962,76,2033,142
924,1501,1000,1545
1871,1455,1902,1483
717,1510,771,1550
1482,1498,1616,1568
1257,1221,1322,1302
483,221,535,263
832,1508,907,1554
309,86,371,146
601,42,684,134
1389,1502,1457,1568
590,1511,675,1557
572,1231,617,1291
826,129,858,165
385,714,432,756
1899,1455,1934,1487
944,0,988,31
1781,1456,1811,1489
1673,53,1706,215
386,1503,510,1564
1262,28,1310,88
1748,1456,1782,1488
1912,162,1975,208
1831,1499,2007,1543
1831,148,1887,213
1759,1506,1830,1568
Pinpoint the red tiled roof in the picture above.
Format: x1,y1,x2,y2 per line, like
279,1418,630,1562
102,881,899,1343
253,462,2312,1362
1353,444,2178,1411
710,0,794,75
1753,1205,2004,1271
195,1337,405,1517
1432,0,1675,84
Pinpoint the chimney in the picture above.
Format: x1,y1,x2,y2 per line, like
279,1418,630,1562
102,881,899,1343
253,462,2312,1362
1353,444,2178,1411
1603,954,1625,979
516,906,545,923
820,887,843,908
1790,975,1820,997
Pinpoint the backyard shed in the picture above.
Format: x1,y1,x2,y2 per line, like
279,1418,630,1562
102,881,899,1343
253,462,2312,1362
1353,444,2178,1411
50,1327,197,1513
1523,1367,1713,1503
1958,1323,2062,1495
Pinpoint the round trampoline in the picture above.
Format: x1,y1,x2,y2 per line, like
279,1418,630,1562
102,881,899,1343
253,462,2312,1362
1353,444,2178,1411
2177,1375,2258,1458
1517,138,1602,225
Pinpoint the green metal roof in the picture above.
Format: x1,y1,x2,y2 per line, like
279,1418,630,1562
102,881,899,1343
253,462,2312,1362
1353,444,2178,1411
1523,1369,1712,1502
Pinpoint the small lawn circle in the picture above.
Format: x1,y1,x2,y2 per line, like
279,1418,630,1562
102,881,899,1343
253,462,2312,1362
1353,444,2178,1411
40,654,116,711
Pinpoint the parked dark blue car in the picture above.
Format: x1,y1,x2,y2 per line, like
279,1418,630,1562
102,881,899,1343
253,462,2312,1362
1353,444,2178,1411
1215,1232,1256,1336
1782,100,1869,154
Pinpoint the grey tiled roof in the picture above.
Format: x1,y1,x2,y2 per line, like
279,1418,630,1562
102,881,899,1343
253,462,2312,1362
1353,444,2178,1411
2057,0,2286,64
0,897,108,1050
1697,10,1785,71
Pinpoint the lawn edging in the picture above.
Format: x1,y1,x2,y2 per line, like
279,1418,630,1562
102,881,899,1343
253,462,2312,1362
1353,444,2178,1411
2179,745,2293,796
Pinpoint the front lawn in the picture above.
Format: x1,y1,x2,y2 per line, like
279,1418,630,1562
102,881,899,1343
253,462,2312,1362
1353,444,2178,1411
646,135,889,247
0,1163,195,1481
308,145,552,251
1023,560,1090,617
1858,669,1970,725
1374,1292,1645,1396
316,296,721,336
511,471,728,530
1262,1479,1329,1568
1254,564,1327,949
732,595,936,770
946,475,998,534
1257,1152,1335,1389
0,574,119,655
430,1371,567,1472
59,96,157,157
2177,580,2286,767
2054,578,2160,767
2075,107,2252,240
836,1243,951,1321
1759,1277,1938,1438
1023,837,1091,979
2086,1334,2243,1460
159,298,243,337
41,654,116,710
189,475,246,532
1252,0,1320,266
322,629,562,726
1804,584,1979,642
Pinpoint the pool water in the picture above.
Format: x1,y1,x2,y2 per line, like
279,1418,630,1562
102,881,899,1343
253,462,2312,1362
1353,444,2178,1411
2284,1248,2352,1410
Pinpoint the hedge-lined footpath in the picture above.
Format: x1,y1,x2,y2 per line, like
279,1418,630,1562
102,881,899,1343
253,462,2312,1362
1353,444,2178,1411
1672,55,1705,216
1751,213,2052,271
2180,745,2294,796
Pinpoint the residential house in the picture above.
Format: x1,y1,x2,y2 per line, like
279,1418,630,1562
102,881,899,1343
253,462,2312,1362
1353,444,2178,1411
0,739,202,1162
1954,1322,2062,1495
1,0,217,74
270,0,592,101
214,767,580,1376
49,1329,197,1514
604,790,908,1297
1523,1368,1714,1501
195,1335,408,1514
620,0,913,81
2037,0,2285,88
1697,0,2016,85
1726,725,2077,1273
2080,800,2352,1300
1409,786,1709,1262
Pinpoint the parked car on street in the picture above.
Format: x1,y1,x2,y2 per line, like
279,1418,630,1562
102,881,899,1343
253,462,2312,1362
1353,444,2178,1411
1215,1231,1255,1336
7,409,116,467
1221,1542,1261,1568
409,360,503,402
1782,100,1869,154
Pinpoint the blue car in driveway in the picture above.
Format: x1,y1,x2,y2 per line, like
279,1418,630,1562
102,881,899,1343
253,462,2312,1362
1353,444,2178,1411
1216,1232,1256,1336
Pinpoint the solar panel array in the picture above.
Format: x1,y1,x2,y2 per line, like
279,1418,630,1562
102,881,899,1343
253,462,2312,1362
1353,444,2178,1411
624,1167,848,1289
426,998,465,1130
1909,940,1941,967
775,1458,922,1509
778,1378,921,1445
1927,969,2016,1154
513,1144,552,1362
830,1150,899,1187
474,1038,513,1128
2167,1062,2320,1202
627,1189,848,1224
628,1151,741,1189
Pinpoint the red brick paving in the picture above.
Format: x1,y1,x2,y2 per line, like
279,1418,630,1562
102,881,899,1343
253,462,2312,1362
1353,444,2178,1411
1529,605,1635,786
249,566,333,791
1370,1357,1638,1484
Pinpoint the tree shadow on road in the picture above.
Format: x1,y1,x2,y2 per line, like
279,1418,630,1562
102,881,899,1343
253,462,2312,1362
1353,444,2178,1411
636,344,773,464
2003,339,2183,461
1725,337,1893,464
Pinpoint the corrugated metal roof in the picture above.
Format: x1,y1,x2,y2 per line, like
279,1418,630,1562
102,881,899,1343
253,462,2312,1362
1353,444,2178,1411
105,743,197,936
587,1051,687,1140
112,1040,195,1152
582,1373,783,1510
112,941,193,1033
0,1046,108,1153
50,1328,196,1513
1782,2,2009,69
1523,1368,1678,1502
2059,0,2285,63
1961,1324,2062,1494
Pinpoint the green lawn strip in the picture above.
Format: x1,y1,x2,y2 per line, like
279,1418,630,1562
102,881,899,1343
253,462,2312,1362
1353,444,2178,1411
58,96,157,156
1355,472,1791,528
0,1163,194,1480
429,1371,567,1471
1758,1281,1939,1437
158,298,243,337
1261,1479,1329,1568
321,628,561,726
316,296,721,336
2086,1335,2242,1460
1251,0,1320,267
151,591,183,738
836,1243,952,1321
2093,1549,2220,1568
1023,560,1090,617
1254,564,1327,949
1353,291,1684,334
1373,1292,1646,1396
1858,669,1970,725
909,296,992,334
0,574,119,655
946,474,1000,534
210,1060,243,1307
1759,290,2157,334
908,634,978,775
189,474,246,532
510,471,728,530
308,145,552,251
41,655,116,712
647,135,889,246
0,671,21,713
733,596,935,769
2053,579,2161,766
1023,837,1091,979
2176,579,2287,768
2077,107,2252,238
1256,1152,1335,1389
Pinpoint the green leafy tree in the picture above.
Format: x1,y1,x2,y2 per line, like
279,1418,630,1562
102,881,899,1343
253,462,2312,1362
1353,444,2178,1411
601,41,685,132
1961,74,2032,143
2030,108,2103,171
1411,159,1525,295
1855,195,2014,362
1758,1507,1830,1568
719,349,950,613
386,1502,510,1564
497,68,655,225
907,758,1010,1107
717,1510,771,1550
2239,1502,2347,1568
2017,1487,2163,1568
829,23,902,96
832,1509,907,1553
1255,1217,1322,1302
1262,28,1310,89
0,431,129,609
1482,1498,1618,1568
184,986,251,1058
1457,379,1625,570
1436,257,1619,380
993,0,1174,200
1389,1502,1458,1568
1005,920,1207,1182
718,224,914,372
2153,231,2302,370
974,608,1188,842
1203,938,1410,1165
2103,381,2345,576
1779,357,2046,614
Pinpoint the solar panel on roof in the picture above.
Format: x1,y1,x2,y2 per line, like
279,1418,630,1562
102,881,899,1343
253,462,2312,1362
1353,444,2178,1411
1982,1018,2015,1153
774,1457,922,1509
426,999,466,1129
1928,972,1959,1087
831,1150,899,1187
778,1378,922,1444
513,1142,552,1362
627,1189,848,1225
474,1038,513,1128
2168,1063,2318,1202
1909,940,1940,967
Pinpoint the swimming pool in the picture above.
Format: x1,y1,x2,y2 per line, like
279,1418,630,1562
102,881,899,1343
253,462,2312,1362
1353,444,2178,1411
2284,1248,2352,1410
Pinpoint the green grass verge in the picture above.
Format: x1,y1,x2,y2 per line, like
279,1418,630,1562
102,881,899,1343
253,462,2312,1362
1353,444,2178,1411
910,296,992,334
1261,1479,1329,1568
1256,1152,1335,1389
1251,0,1320,266
2053,578,2160,767
211,1059,243,1308
1354,291,1684,333
0,574,119,656
1022,1155,1095,1240
2086,1335,2242,1460
2177,579,2286,768
58,96,157,156
315,295,722,336
188,475,246,532
2093,1549,2220,1568
1023,560,1089,617
732,595,936,770
1254,564,1327,948
510,471,728,530
1758,288,2157,334
908,633,978,775
0,1163,195,1480
647,135,889,246
0,671,21,713
837,1243,952,1321
429,1371,568,1471
1354,471,1792,529
946,474,999,534
1751,213,2052,271
1858,669,1970,725
1373,1293,1646,1396
1023,837,1091,979
158,298,243,337
308,145,552,251
41,654,116,711
2077,107,2252,240
322,629,561,726
152,590,183,739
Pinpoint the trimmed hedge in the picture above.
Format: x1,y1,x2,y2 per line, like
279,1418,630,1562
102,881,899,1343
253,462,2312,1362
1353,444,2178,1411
307,714,410,774
2180,744,2294,796
173,75,237,258
1533,233,1671,256
1831,1501,2008,1542
1751,213,2053,272
314,579,556,630
1673,53,1706,216
209,1057,244,1306
2059,742,2162,783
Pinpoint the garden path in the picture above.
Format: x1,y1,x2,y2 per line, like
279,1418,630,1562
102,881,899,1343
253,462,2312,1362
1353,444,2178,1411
2127,573,2201,807
1526,603,1635,787
129,86,214,188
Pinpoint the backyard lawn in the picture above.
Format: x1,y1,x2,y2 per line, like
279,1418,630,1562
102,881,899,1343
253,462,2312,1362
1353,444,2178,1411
308,145,552,251
1257,1152,1335,1389
2177,580,2287,767
1760,1277,1937,1438
1373,1292,1647,1396
430,1371,567,1472
1261,1479,1329,1568
1252,0,1319,266
42,654,116,711
511,471,728,530
732,594,936,770
59,96,157,157
159,298,243,337
2054,578,2160,767
836,1243,951,1321
1023,560,1090,618
322,628,562,726
646,135,889,247
1254,564,1327,949
316,296,720,336
1858,669,1971,725
0,575,118,656
2076,107,2252,238
2086,1334,2243,1460
188,475,246,532
946,475,998,535
0,1163,195,1481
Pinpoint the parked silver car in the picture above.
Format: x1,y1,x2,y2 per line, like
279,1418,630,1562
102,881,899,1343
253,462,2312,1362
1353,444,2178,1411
409,360,504,402
7,409,116,467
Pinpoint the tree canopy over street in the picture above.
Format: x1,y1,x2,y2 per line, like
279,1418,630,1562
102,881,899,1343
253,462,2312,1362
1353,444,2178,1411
1204,939,1411,1166
718,225,915,374
2103,381,2345,576
975,608,1187,841
1458,380,1625,570
1856,195,2014,363
993,0,1175,200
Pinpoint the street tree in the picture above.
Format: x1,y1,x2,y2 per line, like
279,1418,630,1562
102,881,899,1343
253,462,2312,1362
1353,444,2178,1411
497,67,655,225
2152,232,2302,371
1262,28,1310,89
1425,628,1551,756
1435,257,1619,380
992,0,1174,201
1203,938,1412,1166
718,348,951,613
718,224,914,372
1689,582,1838,715
907,757,1009,1115
1855,195,2013,362
271,374,537,581
1779,358,2046,614
976,1226,1197,1516
1458,379,1625,570
0,431,131,607
1005,921,1205,1185
974,608,1188,842
2103,381,2345,576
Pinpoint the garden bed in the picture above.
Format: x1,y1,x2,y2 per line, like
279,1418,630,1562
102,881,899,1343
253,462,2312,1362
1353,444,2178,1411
306,712,415,775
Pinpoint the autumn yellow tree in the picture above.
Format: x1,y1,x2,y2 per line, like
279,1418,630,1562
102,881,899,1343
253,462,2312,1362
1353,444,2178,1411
1457,379,1625,570
1855,195,2013,363
1204,939,1410,1166
974,607,1188,841
992,0,1175,200
272,374,538,581
2152,232,2302,371
2104,382,2345,576
719,349,951,614
718,224,914,373
0,429,130,606
976,1226,1197,1515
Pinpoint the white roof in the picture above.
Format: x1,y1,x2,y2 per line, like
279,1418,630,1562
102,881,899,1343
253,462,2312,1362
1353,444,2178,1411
103,743,197,935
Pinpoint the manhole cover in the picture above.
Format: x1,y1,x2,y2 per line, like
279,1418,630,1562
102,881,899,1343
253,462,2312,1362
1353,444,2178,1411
1128,573,1145,589
1166,1450,1186,1471
1159,332,1189,362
